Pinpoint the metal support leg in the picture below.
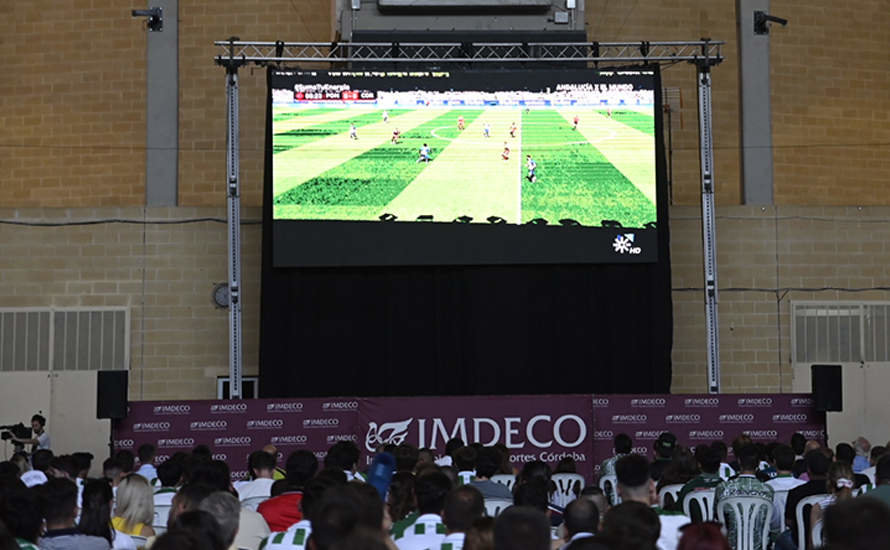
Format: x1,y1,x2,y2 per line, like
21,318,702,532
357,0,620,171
225,68,243,399
697,63,721,393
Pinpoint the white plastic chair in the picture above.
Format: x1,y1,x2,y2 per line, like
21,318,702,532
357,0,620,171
811,520,824,549
715,496,773,550
241,495,268,511
484,498,513,517
130,535,148,549
658,484,684,509
599,474,621,506
795,494,828,550
771,489,790,532
152,504,172,533
682,489,716,522
551,473,585,508
491,474,516,492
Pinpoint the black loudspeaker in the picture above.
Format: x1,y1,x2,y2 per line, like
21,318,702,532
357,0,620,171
97,370,129,420
811,364,842,412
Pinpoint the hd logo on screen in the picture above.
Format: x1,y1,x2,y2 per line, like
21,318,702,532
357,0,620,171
612,234,642,255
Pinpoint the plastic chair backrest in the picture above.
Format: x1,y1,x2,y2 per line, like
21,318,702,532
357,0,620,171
795,494,828,550
715,496,773,550
491,474,516,491
811,520,823,549
771,489,790,532
552,473,585,508
484,498,513,517
682,489,716,522
152,504,172,531
599,475,621,506
658,484,684,509
241,495,268,511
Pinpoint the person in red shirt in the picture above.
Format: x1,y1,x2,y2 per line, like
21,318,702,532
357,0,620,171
257,450,318,532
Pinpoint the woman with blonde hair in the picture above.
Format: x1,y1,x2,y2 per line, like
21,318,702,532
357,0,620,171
810,461,854,548
111,474,156,537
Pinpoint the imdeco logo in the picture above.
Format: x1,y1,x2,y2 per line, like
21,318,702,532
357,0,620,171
634,430,663,440
157,437,195,448
799,429,825,439
593,430,614,440
327,434,358,444
212,453,227,461
665,414,701,424
133,422,170,432
772,413,808,423
791,397,814,408
114,439,134,449
689,430,725,440
246,419,285,430
266,402,304,413
210,403,248,414
631,398,666,408
322,401,359,411
270,435,308,445
744,430,778,439
214,436,252,447
737,398,773,407
189,420,228,431
231,470,249,481
684,397,720,408
611,414,648,424
718,414,755,424
153,404,191,415
303,418,340,429
591,398,611,408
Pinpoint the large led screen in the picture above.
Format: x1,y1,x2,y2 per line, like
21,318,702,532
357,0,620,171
268,68,664,266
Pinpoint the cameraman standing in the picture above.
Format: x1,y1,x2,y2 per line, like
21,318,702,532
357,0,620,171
12,414,51,453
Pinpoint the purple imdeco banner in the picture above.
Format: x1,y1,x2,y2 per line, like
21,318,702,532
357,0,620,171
591,394,825,475
113,394,824,482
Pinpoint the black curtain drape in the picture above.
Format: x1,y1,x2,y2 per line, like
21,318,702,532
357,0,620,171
259,67,673,397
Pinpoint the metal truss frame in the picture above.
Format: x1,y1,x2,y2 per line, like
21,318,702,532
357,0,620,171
215,39,725,397
215,40,723,65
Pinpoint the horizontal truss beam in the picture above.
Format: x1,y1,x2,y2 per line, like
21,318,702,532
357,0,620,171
214,40,724,66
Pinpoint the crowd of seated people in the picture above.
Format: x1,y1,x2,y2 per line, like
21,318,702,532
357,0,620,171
0,433,888,550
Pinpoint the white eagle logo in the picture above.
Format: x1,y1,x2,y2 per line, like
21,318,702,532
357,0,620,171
364,418,413,452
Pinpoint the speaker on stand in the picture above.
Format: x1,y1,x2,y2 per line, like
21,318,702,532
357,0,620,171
811,364,842,446
97,370,129,458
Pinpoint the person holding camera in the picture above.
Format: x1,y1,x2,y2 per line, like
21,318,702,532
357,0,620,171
12,414,51,453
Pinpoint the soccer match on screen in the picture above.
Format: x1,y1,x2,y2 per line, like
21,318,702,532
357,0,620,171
271,71,656,228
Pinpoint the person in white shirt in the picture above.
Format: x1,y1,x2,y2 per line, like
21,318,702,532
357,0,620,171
21,449,53,488
765,444,806,534
135,444,158,484
393,472,452,550
559,498,598,550
236,450,278,505
12,414,51,452
616,454,691,550
434,439,465,468
324,442,366,483
437,485,484,550
453,447,476,486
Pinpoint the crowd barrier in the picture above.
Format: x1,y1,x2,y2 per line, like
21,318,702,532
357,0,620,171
113,394,825,481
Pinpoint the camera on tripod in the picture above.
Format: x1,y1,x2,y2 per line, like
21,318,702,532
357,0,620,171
0,423,31,441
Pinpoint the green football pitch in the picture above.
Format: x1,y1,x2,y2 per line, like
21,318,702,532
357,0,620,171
272,106,656,227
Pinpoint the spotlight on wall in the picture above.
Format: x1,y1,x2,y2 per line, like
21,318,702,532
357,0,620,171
379,213,397,222
486,216,506,224
754,11,788,35
454,216,473,224
644,221,657,229
559,218,581,226
416,215,434,222
526,218,549,225
131,7,163,32
600,220,623,228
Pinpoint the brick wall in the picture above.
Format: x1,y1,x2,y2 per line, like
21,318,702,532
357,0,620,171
0,2,146,206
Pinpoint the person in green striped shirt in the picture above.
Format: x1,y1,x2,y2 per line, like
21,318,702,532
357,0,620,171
393,472,451,550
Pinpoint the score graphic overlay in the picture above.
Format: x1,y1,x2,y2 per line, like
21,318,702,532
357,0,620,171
268,69,663,266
